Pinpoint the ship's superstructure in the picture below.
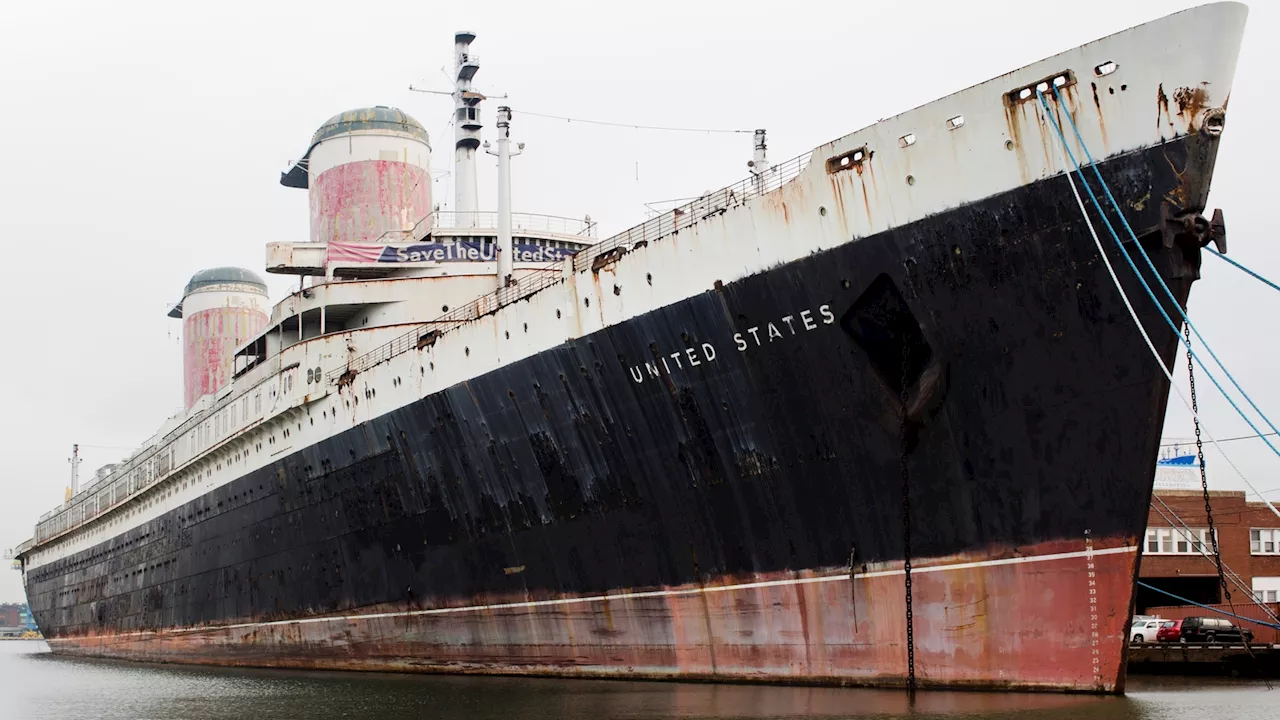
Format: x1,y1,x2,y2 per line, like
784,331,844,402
12,4,1250,693
18,62,597,580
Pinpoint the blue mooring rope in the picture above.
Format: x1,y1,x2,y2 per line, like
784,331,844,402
1036,87,1280,467
1136,581,1280,630
1206,247,1280,295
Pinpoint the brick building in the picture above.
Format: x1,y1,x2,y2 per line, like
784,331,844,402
1138,489,1280,612
0,602,35,635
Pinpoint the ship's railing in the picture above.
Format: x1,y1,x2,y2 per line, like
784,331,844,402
326,263,567,382
32,361,282,545
328,151,810,384
570,154,808,273
432,211,598,237
372,211,599,245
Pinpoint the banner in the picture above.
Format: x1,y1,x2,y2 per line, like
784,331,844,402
328,240,578,265
1154,437,1201,490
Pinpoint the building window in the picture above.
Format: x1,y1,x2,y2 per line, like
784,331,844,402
1254,577,1280,603
1251,528,1279,555
1145,527,1213,555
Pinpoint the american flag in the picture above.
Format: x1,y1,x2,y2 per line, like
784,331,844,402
326,242,387,264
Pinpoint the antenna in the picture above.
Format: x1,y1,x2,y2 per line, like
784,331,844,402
406,86,453,97
486,106,523,288
748,129,770,193
68,443,81,498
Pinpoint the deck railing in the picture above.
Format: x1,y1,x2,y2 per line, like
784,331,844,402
372,211,598,245
327,152,810,383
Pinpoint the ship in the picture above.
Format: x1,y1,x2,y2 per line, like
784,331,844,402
11,3,1249,693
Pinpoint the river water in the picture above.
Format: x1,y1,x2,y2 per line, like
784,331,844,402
0,640,1273,720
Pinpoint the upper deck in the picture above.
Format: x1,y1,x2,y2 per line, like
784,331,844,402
266,210,597,278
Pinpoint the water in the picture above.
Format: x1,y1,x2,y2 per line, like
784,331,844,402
0,640,1273,720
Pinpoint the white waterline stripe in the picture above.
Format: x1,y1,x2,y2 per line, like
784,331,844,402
51,546,1136,643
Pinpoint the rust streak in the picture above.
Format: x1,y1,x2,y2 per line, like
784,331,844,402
1091,82,1110,152
1172,86,1210,132
1172,86,1209,118
1156,83,1172,132
1004,106,1030,186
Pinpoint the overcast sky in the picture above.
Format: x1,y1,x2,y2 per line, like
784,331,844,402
1,0,1276,602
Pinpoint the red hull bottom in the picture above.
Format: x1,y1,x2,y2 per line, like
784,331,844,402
47,537,1138,693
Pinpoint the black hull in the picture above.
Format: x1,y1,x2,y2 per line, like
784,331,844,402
26,134,1219,689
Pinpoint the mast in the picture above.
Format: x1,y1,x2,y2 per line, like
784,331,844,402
68,443,81,498
453,31,482,226
749,128,769,193
487,106,523,288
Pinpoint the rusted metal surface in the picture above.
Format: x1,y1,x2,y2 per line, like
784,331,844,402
19,4,1249,698
183,299,269,410
27,135,1211,693
310,160,432,245
46,538,1138,692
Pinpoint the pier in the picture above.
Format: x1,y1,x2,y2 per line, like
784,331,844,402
1128,642,1280,678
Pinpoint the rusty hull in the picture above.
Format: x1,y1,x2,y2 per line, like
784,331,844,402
26,132,1216,694
49,537,1138,692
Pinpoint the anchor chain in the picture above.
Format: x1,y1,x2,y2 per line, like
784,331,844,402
1185,325,1229,605
900,345,916,691
1184,324,1269,686
849,544,858,632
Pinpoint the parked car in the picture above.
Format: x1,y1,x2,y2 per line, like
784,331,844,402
1131,618,1163,643
1156,619,1183,643
1177,616,1255,644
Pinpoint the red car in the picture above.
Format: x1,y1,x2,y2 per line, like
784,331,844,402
1157,619,1183,642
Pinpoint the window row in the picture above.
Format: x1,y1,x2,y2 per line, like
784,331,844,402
1145,527,1214,555
1144,527,1280,556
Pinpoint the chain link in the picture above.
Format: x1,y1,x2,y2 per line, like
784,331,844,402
1186,325,1230,606
1184,324,1268,687
900,345,916,692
